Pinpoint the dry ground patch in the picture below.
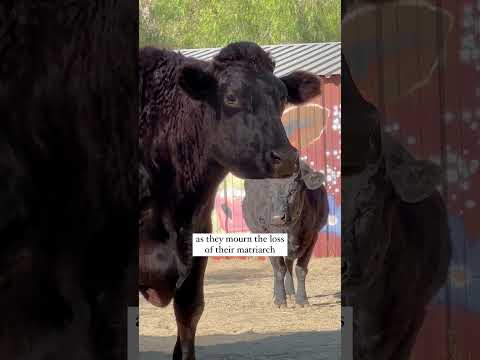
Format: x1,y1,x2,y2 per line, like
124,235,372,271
140,257,340,360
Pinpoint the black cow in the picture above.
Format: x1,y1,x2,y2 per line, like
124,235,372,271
242,161,329,307
138,42,322,359
342,54,451,360
0,2,137,360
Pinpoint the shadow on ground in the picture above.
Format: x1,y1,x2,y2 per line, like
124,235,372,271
310,292,341,299
204,269,271,285
141,330,340,360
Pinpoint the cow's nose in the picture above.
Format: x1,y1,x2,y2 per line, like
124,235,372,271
269,147,298,177
272,213,287,225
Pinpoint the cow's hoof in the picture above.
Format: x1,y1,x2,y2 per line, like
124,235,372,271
273,299,287,309
296,300,310,307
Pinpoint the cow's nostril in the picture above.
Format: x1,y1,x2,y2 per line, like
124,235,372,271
272,214,287,225
269,147,298,177
270,151,282,164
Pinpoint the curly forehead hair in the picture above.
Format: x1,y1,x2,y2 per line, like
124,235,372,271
213,41,275,73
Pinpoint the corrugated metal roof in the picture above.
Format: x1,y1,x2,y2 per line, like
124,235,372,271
177,42,341,77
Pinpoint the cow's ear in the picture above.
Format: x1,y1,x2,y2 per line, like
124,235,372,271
177,64,217,101
302,171,325,190
280,71,321,104
300,162,325,190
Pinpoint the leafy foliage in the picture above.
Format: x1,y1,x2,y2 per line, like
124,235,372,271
140,0,340,49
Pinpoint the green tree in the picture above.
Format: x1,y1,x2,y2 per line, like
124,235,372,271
140,0,340,49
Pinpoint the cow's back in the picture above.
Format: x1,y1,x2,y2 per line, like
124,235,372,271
139,47,206,129
288,185,328,259
138,47,210,181
139,47,183,113
139,47,183,137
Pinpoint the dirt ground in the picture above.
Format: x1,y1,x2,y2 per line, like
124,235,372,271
140,257,340,360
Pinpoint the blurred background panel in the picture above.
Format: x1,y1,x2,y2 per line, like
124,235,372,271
343,0,480,358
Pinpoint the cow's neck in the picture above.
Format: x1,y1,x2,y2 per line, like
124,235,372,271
171,152,227,231
174,174,227,234
155,99,229,232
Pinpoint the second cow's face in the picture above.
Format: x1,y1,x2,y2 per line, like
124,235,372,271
244,162,325,230
178,64,321,179
269,174,305,228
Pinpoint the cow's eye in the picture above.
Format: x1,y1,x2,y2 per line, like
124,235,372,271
225,94,239,106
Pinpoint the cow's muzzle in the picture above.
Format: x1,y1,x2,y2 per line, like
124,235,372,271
269,147,298,177
271,213,287,226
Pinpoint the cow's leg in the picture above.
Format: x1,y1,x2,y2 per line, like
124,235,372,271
269,256,287,307
284,257,295,299
172,257,207,360
295,237,316,306
295,264,309,306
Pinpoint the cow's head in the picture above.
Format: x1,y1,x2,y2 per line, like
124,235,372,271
177,42,321,178
270,161,325,227
245,161,324,230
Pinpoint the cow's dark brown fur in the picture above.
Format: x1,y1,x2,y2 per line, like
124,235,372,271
139,42,322,360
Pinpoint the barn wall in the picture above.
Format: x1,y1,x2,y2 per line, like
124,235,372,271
211,75,341,258
343,1,480,358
